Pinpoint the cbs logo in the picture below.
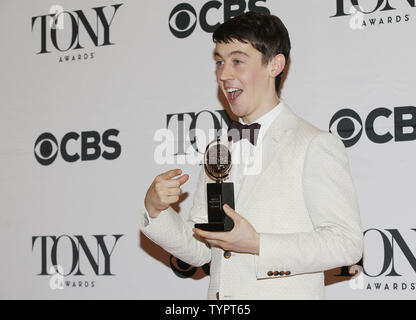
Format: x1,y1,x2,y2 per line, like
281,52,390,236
329,106,416,147
169,0,270,38
34,129,121,166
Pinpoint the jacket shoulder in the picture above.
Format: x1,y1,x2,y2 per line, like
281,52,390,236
289,112,327,142
291,113,346,154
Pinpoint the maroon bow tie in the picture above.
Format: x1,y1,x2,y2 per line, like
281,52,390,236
228,121,261,145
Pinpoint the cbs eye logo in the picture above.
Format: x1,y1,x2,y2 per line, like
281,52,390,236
169,3,197,38
329,106,416,147
169,0,270,38
34,129,121,166
329,109,363,148
34,133,60,166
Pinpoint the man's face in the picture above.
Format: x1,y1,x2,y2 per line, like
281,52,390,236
214,39,274,121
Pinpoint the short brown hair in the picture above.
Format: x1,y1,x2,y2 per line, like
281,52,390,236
213,11,291,93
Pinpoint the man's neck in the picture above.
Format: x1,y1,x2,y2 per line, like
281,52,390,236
242,96,280,124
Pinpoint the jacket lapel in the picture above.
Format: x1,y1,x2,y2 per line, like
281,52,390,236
235,102,300,211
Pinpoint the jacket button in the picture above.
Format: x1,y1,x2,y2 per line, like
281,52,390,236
267,271,274,277
273,271,279,276
223,251,231,259
216,292,219,300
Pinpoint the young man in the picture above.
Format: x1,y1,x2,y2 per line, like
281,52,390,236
140,12,363,300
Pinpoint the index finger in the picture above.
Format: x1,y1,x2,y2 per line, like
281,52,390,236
193,228,227,241
158,169,182,180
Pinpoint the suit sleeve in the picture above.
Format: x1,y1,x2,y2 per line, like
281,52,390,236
139,166,211,267
256,132,363,279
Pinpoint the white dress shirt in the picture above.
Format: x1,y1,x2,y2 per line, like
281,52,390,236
144,101,283,225
229,101,282,198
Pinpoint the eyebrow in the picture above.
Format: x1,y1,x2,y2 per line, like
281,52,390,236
214,50,250,59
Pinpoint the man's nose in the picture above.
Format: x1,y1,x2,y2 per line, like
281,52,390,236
219,63,234,81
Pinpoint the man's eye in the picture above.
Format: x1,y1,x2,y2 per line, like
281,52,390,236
216,61,224,67
233,59,242,65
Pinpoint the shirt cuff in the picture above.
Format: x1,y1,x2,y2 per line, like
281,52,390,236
143,209,157,227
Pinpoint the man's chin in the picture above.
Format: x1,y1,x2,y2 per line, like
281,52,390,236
229,104,247,118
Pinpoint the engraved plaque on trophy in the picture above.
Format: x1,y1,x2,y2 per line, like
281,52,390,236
194,138,235,232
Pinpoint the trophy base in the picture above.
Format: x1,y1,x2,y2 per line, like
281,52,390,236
194,182,235,232
194,222,229,232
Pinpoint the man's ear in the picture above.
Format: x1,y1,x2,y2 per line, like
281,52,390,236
269,54,286,78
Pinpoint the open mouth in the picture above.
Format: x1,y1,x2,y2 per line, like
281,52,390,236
226,88,243,102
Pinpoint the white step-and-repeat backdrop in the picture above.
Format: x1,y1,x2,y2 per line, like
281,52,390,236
1,0,415,299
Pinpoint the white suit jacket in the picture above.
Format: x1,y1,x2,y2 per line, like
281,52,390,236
139,102,363,300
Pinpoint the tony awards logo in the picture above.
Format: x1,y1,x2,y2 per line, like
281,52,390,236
195,137,235,232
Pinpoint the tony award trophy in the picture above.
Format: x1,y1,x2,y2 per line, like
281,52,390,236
195,137,235,232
